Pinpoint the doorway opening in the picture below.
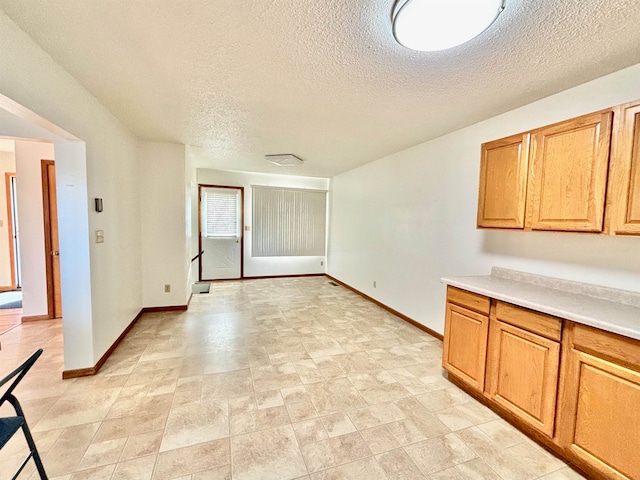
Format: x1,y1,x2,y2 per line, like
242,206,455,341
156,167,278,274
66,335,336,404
198,184,244,281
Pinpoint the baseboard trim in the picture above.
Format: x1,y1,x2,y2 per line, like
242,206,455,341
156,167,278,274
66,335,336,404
63,308,146,379
142,304,188,313
326,275,444,341
241,273,326,280
21,314,51,322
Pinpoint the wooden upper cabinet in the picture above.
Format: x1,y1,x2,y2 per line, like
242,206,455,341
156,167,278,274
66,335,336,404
527,110,614,232
477,133,530,228
608,101,640,235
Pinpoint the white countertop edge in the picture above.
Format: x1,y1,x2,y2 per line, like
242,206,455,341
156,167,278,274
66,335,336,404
441,276,640,342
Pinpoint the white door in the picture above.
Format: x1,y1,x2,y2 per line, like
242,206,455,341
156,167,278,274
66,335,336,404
200,186,242,280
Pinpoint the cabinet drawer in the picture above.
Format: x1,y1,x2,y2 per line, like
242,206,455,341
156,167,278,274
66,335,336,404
447,286,490,315
496,301,562,341
571,322,640,371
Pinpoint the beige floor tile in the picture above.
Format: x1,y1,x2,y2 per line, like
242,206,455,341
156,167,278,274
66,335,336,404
33,388,121,431
286,397,319,422
452,458,503,479
111,454,156,480
436,401,499,431
77,437,127,470
41,423,101,477
347,402,407,430
119,430,163,461
416,387,473,412
309,457,388,480
405,433,477,475
292,418,328,446
228,395,257,416
300,431,371,473
153,439,230,480
359,425,400,454
537,467,587,479
255,390,284,409
376,448,427,480
191,464,232,480
306,379,366,415
69,464,115,480
456,426,564,480
0,277,585,480
231,425,307,480
319,412,357,437
160,399,229,452
230,405,291,436
94,412,168,442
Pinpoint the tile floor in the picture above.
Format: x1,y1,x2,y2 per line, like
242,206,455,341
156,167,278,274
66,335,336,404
0,277,586,480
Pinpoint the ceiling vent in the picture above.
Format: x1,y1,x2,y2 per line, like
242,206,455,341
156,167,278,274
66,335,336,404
265,154,304,166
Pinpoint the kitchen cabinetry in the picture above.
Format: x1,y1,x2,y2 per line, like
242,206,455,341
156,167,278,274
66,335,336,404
476,100,640,235
609,100,640,235
528,111,613,232
485,302,561,437
556,322,640,480
477,133,530,228
442,287,490,393
442,282,640,479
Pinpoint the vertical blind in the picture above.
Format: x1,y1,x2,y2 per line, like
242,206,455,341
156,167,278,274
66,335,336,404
202,187,239,237
252,186,327,257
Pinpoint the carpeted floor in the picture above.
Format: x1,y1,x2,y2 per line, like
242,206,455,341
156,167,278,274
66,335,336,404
0,290,22,309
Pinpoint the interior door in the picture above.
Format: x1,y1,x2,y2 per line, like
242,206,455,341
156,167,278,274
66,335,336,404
200,186,243,280
42,160,62,318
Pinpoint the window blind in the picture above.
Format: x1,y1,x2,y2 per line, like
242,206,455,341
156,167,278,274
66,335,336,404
252,186,327,257
202,188,239,237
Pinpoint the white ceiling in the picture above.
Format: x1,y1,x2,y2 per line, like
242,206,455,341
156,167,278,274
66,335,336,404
2,0,640,178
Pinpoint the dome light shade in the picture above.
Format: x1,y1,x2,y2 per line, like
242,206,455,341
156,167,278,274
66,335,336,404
392,0,506,52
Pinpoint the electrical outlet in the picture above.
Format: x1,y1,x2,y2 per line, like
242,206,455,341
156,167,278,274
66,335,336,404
95,230,104,243
373,281,377,288
320,261,324,266
164,284,171,293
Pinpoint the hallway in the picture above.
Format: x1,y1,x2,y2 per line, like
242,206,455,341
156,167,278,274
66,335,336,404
0,277,583,480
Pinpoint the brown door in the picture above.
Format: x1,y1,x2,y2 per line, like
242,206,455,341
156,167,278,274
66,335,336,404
41,160,62,318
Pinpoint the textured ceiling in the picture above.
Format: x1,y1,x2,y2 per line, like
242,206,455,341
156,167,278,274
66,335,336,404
2,0,640,177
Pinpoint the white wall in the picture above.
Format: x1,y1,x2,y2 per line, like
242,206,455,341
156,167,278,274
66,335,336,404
0,10,142,369
0,148,16,287
328,62,640,336
140,142,189,307
197,168,330,277
13,140,54,317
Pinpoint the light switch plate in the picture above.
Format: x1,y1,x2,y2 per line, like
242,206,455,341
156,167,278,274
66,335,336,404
96,230,104,243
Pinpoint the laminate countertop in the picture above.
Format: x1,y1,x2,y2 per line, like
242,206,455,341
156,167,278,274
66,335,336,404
441,268,640,341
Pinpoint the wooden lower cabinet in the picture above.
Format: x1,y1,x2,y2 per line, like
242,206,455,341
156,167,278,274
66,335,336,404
485,319,560,437
443,288,640,479
556,323,640,479
443,302,489,393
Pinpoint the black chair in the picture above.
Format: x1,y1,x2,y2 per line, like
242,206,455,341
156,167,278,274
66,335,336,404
0,349,48,479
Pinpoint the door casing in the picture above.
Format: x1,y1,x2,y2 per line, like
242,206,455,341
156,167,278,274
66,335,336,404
198,184,244,281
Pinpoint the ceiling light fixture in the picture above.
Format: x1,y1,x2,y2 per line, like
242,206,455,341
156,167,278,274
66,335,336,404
392,0,506,52
265,154,304,166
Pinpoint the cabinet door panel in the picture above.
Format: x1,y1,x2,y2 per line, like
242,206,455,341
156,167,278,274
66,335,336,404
478,133,530,228
565,351,640,480
528,111,613,232
487,320,560,437
610,102,640,235
443,303,489,392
